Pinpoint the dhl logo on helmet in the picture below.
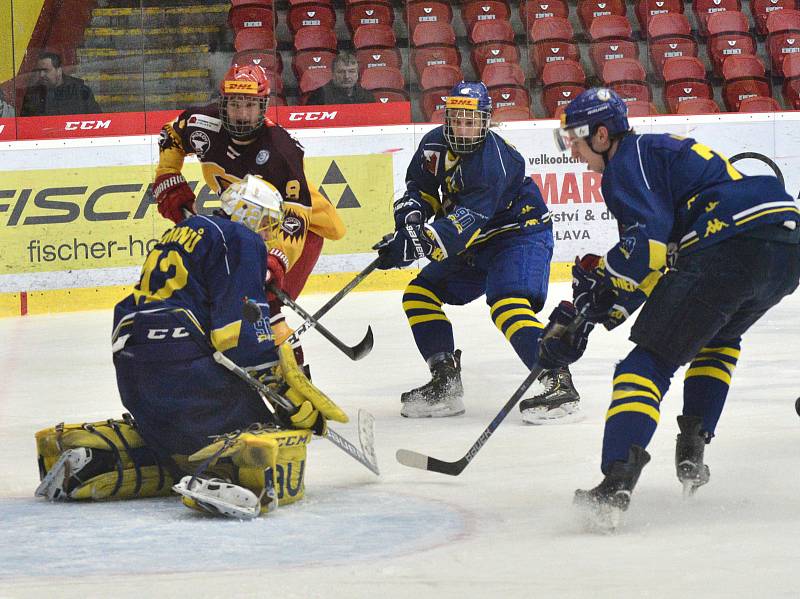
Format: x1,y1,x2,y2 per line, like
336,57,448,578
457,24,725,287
445,97,479,110
223,80,259,95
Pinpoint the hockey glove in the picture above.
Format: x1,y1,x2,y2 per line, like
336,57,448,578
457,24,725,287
374,224,435,270
572,254,617,324
537,301,595,370
393,194,425,229
265,248,288,301
153,173,195,224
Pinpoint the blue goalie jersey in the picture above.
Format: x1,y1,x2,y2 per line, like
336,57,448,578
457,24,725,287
112,214,277,371
601,133,800,300
404,127,551,259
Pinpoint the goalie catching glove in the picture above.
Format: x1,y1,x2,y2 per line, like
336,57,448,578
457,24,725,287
153,173,195,224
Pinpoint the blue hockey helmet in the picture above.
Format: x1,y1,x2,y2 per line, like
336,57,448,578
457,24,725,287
444,80,492,154
555,87,630,152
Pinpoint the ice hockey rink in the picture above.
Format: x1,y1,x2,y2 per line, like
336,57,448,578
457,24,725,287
1,282,798,598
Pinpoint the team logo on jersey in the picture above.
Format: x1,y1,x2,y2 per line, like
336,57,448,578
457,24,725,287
280,208,307,241
158,126,181,150
187,114,222,132
189,131,211,158
256,149,270,165
423,150,440,175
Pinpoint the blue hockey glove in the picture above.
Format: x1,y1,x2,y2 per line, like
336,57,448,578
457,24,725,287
537,301,595,370
393,194,425,229
373,224,434,270
572,254,617,324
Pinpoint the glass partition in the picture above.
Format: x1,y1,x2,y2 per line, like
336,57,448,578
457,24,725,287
0,0,16,135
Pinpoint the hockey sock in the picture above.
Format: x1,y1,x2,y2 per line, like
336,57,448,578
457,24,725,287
601,346,677,474
682,341,740,439
489,296,544,369
403,280,455,361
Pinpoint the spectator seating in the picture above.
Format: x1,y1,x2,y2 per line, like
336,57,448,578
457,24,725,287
738,95,782,110
588,16,638,78
490,86,533,114
625,99,658,115
721,54,771,111
782,52,800,107
752,0,797,36
405,1,453,35
541,59,587,117
577,0,627,33
462,1,512,35
529,17,581,77
662,56,713,112
482,62,527,87
345,2,394,35
493,105,534,120
648,13,699,77
292,49,336,81
520,0,569,29
233,50,283,75
235,27,276,52
635,0,685,35
356,48,403,74
766,9,800,77
360,66,409,99
469,19,521,77
693,0,742,35
603,58,653,102
420,64,463,91
228,5,275,33
287,3,336,35
293,26,337,52
422,88,449,120
706,11,755,78
676,97,722,113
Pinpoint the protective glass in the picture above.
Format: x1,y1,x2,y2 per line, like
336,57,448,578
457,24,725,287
553,124,589,152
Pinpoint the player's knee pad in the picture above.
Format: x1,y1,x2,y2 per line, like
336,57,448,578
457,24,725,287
35,415,174,501
187,426,312,508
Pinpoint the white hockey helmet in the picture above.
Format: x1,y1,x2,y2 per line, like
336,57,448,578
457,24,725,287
220,174,283,235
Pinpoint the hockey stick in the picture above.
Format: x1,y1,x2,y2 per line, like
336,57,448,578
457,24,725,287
270,286,373,361
213,351,380,475
396,309,587,476
307,257,381,322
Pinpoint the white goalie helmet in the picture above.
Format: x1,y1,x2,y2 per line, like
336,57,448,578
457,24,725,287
220,174,284,235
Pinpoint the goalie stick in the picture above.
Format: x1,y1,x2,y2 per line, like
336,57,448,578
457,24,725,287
213,351,379,475
396,308,587,476
269,286,373,361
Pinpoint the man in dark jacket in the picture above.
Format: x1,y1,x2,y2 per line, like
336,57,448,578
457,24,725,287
21,51,101,116
305,52,375,105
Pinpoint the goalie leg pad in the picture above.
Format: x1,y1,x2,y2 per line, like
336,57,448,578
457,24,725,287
186,426,312,514
35,415,174,501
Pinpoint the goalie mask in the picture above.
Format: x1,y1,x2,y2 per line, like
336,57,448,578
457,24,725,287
220,175,283,239
554,87,630,153
219,64,270,140
443,81,492,155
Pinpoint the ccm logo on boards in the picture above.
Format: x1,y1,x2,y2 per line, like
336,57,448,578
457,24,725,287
64,120,112,130
287,111,338,122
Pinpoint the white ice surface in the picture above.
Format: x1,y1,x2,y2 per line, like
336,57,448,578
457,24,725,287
1,282,799,599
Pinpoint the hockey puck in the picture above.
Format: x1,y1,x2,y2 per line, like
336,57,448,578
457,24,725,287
796,397,800,417
242,299,263,323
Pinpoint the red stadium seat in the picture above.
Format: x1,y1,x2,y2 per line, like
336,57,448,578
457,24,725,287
461,1,512,34
662,55,705,81
489,86,532,113
471,42,521,78
228,6,275,32
603,58,652,102
722,55,771,111
420,64,463,91
292,50,336,81
287,3,336,35
541,59,587,116
521,0,570,29
738,95,782,111
355,48,403,73
372,90,410,103
577,0,627,33
530,17,581,77
675,97,721,113
353,24,396,49
635,0,685,35
300,68,332,97
664,79,714,112
468,18,515,45
405,1,453,35
707,11,755,77
782,52,800,107
625,99,658,116
412,46,462,79
767,9,800,76
232,0,273,7
345,2,394,35
752,0,797,36
422,89,450,120
429,108,446,123
289,0,331,5
233,50,283,74
293,27,337,51
693,0,742,35
234,27,276,52
482,62,526,87
412,21,457,47
648,13,698,76
492,105,534,121
360,66,406,94
588,16,638,78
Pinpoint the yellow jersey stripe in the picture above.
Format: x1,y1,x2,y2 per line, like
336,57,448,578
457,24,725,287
494,308,538,331
405,284,442,305
612,374,663,400
408,313,450,327
606,402,660,423
210,320,242,353
685,366,732,385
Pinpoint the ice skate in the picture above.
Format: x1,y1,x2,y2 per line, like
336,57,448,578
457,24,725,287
401,351,465,418
519,366,581,424
173,475,276,520
574,446,650,533
675,415,711,499
35,447,94,501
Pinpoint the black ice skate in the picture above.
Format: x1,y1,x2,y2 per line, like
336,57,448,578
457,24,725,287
519,366,581,424
675,415,711,499
574,446,651,532
400,350,465,418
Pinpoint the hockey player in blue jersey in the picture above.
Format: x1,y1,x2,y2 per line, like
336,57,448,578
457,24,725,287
34,175,348,519
375,80,580,421
545,87,800,527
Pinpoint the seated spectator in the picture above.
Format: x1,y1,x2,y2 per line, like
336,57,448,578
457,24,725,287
305,52,375,105
0,89,14,117
21,51,101,116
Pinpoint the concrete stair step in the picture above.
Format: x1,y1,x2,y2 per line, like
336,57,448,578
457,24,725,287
90,4,229,28
95,91,212,112
76,46,211,72
78,70,212,94
83,25,224,49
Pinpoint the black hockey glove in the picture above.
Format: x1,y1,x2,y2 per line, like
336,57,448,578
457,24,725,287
537,301,595,370
572,254,617,324
393,194,425,229
373,224,434,270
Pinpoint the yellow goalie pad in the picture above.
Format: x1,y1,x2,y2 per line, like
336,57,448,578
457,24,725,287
35,416,174,500
188,426,312,508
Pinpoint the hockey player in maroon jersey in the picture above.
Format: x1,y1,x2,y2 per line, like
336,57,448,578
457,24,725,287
151,63,346,367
